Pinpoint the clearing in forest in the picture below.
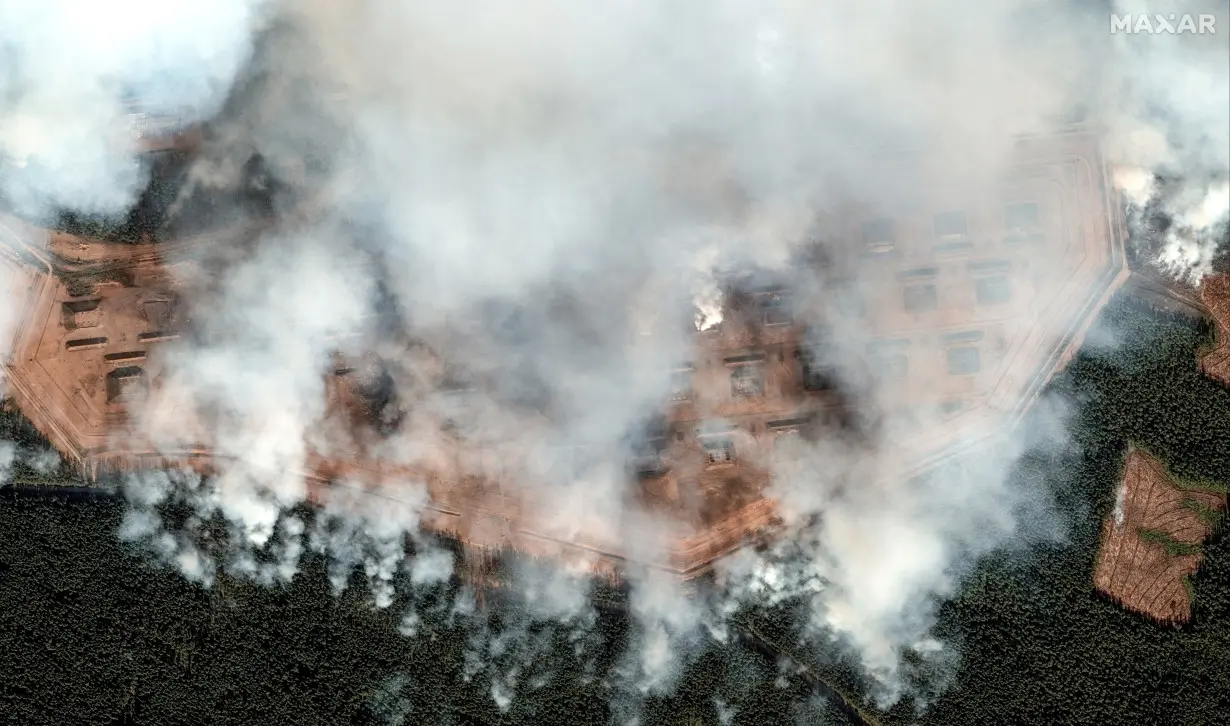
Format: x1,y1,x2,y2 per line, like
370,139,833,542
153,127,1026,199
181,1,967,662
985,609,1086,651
1199,274,1230,386
1093,448,1225,624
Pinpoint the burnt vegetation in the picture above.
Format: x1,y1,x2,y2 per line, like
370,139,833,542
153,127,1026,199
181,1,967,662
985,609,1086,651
350,358,406,437
1126,177,1230,278
52,150,194,244
5,294,1230,724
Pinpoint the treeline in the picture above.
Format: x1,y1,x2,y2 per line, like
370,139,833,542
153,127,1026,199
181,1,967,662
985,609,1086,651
0,408,846,725
0,488,851,726
763,297,1230,725
51,150,193,244
3,141,276,244
0,401,88,489
4,293,1230,724
901,297,1230,725
632,295,1230,725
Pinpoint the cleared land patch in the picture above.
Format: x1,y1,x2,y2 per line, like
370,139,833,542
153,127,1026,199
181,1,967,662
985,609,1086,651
1093,448,1225,624
1199,274,1230,386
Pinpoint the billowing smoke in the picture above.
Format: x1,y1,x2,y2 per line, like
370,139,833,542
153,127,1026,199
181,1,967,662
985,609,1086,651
0,0,267,482
0,439,14,486
1,0,1228,715
1106,0,1230,281
0,0,265,217
1,216,20,483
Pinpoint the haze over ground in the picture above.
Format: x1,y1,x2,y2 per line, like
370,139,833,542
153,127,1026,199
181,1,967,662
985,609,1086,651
1,0,1228,714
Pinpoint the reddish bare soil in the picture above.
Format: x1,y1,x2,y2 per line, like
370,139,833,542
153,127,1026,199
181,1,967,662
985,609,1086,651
1200,275,1230,386
1094,450,1225,624
1,131,1130,582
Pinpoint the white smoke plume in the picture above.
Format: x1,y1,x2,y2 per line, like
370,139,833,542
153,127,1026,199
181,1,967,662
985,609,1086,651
0,0,266,217
1106,0,1230,281
0,0,1227,716
1,220,20,482
0,439,15,486
367,674,416,726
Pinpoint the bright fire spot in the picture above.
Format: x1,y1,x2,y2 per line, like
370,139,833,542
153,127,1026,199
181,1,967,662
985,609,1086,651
691,246,725,331
694,284,724,331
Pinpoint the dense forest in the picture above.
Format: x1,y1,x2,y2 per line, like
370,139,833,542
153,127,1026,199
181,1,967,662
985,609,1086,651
50,150,193,244
747,297,1230,725
3,143,278,244
3,294,1230,725
0,493,843,726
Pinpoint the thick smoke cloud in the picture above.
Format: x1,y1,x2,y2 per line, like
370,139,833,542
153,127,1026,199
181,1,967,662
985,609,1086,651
1,0,1228,714
0,439,14,486
0,0,265,217
1,219,20,484
1107,0,1230,280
